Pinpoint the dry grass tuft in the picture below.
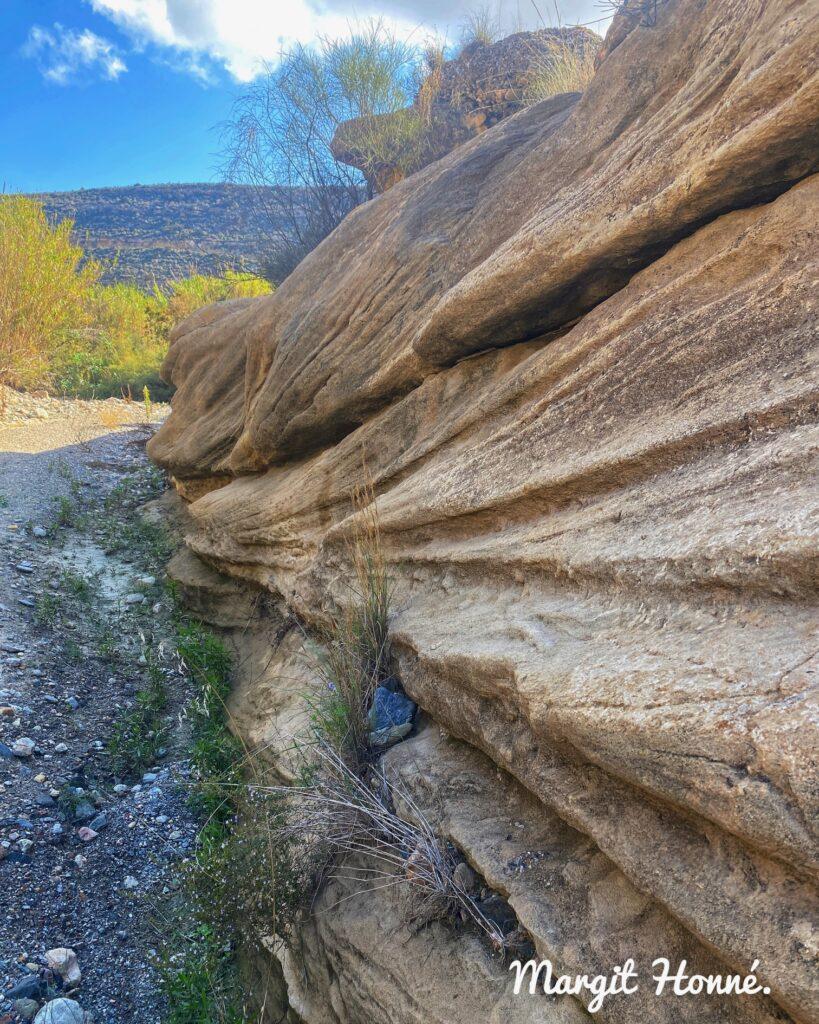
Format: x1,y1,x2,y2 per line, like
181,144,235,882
524,42,597,103
258,740,507,949
98,405,130,431
308,483,393,769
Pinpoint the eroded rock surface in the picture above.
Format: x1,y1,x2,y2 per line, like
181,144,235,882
150,0,818,477
149,2,818,1021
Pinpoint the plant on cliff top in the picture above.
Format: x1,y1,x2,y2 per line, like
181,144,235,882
222,19,427,282
523,39,597,103
460,5,502,48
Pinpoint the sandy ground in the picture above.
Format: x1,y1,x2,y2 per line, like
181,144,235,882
0,401,202,1024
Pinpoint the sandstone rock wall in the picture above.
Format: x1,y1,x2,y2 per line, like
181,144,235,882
149,1,818,1020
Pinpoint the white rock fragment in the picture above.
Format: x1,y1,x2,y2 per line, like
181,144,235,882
45,947,81,986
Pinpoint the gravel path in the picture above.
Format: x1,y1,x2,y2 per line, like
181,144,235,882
0,400,155,520
0,398,200,1024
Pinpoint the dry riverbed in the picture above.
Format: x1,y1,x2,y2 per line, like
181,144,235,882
0,395,205,1024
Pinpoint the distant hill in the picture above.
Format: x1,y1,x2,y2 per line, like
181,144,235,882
31,183,284,287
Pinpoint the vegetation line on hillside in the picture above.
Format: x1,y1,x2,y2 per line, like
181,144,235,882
0,195,271,400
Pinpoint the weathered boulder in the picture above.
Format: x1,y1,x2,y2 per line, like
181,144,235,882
149,1,818,1021
279,853,590,1024
330,28,601,194
149,0,818,478
385,724,792,1024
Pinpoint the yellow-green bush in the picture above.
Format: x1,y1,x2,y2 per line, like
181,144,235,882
0,196,100,388
0,196,272,399
147,270,272,359
56,282,165,398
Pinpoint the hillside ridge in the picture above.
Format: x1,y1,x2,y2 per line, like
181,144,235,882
30,182,282,286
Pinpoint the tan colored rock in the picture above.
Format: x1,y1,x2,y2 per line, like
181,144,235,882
385,724,790,1024
160,178,818,1021
147,3,818,1021
156,296,257,479
276,853,591,1024
44,948,81,987
149,0,818,477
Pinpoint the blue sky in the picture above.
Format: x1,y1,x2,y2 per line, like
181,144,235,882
1,1,609,194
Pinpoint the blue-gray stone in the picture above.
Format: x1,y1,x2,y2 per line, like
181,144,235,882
368,687,416,733
72,802,96,823
368,722,413,748
34,998,84,1024
7,975,44,1000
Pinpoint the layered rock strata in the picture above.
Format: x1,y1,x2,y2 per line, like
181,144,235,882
149,1,819,1021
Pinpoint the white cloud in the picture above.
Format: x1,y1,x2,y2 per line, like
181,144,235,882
86,0,421,82
23,23,127,85
77,1,608,84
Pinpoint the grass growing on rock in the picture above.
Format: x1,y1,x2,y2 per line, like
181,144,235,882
523,39,596,102
308,490,393,768
254,491,506,950
153,489,514,1021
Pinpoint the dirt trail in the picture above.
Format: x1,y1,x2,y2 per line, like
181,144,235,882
0,400,199,1024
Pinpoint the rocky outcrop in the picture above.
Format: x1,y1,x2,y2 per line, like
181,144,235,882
151,0,817,478
149,1,818,1021
330,28,601,193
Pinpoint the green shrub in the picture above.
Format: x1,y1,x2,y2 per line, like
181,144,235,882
0,196,99,388
57,281,167,398
157,922,244,1024
0,196,272,398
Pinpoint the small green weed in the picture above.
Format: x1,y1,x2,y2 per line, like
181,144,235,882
109,652,168,776
54,495,82,529
64,638,83,663
157,924,244,1024
57,786,88,819
95,625,120,663
34,591,61,626
61,567,93,602
100,512,172,562
176,622,240,818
